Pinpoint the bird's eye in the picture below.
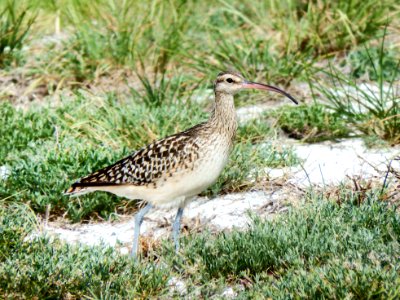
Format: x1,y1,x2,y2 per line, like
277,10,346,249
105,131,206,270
226,78,234,83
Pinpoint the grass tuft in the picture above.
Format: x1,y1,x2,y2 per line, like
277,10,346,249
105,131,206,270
273,103,351,142
310,32,400,144
0,0,35,67
348,44,400,81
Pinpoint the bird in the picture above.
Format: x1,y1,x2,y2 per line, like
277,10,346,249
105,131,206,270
64,71,298,257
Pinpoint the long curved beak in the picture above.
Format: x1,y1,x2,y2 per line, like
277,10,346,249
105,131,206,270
242,81,298,105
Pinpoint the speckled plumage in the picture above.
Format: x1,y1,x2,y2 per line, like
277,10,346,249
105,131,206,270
66,121,236,206
68,126,203,188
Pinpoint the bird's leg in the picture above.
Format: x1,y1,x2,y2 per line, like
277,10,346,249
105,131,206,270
131,203,153,257
172,207,184,252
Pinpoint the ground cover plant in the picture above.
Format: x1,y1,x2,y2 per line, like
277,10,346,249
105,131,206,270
174,190,400,298
1,0,399,298
0,0,35,67
0,203,168,298
2,188,399,298
271,103,351,142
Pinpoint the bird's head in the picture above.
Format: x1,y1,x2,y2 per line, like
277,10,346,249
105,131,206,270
214,71,298,104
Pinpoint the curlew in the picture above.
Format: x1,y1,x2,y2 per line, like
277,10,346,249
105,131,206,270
64,71,298,256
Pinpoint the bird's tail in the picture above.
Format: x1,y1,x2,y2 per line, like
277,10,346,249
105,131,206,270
64,184,90,196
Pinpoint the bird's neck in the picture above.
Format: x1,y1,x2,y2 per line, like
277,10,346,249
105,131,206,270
208,91,238,139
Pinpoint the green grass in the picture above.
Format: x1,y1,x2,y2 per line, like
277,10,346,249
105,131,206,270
44,0,193,83
0,203,168,299
272,103,351,142
186,0,395,85
174,191,400,298
2,0,396,90
191,33,314,87
2,191,399,298
0,0,35,67
310,32,400,145
348,44,400,81
215,0,394,55
0,102,55,164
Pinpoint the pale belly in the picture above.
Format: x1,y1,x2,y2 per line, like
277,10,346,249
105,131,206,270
143,142,231,207
153,150,229,205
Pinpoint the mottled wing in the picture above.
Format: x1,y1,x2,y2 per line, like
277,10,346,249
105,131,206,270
65,132,201,194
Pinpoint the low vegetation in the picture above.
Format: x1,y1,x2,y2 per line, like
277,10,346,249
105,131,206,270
272,103,351,142
177,190,400,298
0,0,35,67
0,0,399,298
1,190,399,298
310,34,400,145
0,203,168,298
